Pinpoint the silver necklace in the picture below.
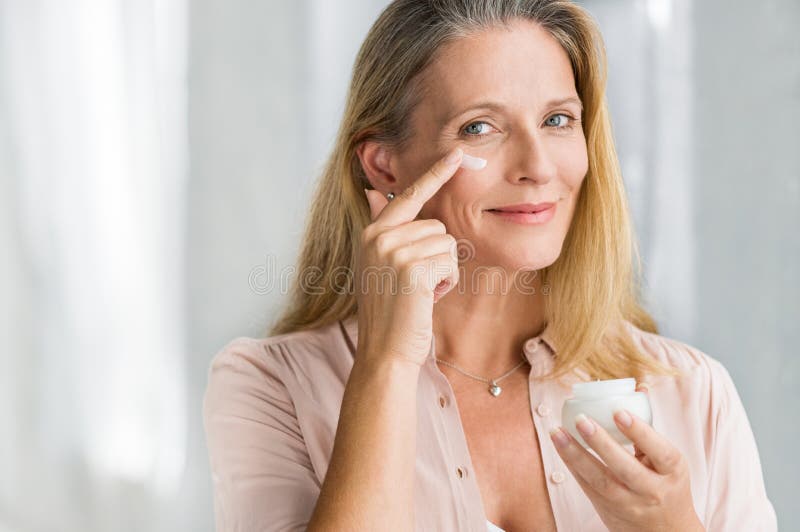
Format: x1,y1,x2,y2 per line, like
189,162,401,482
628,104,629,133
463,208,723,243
433,342,537,397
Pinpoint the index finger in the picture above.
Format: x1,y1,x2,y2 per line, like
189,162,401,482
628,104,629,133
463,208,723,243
374,147,463,228
614,409,683,475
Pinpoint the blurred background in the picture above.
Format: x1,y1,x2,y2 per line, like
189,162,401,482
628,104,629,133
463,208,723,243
1,0,797,530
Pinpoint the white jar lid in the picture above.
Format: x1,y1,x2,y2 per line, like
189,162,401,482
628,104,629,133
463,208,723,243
571,377,636,399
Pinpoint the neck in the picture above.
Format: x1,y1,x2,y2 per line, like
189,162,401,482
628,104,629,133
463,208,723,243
432,267,547,378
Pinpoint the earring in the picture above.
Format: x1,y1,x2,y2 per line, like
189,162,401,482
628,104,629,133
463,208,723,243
386,192,395,201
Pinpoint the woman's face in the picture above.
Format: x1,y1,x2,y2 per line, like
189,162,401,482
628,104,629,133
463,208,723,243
394,18,589,272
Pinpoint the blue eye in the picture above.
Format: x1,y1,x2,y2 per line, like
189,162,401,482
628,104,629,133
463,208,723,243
461,114,580,139
461,121,493,137
545,113,579,131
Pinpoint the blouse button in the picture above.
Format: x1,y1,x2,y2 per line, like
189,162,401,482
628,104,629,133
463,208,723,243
439,395,448,408
550,471,566,484
456,466,468,479
536,403,551,417
524,338,540,354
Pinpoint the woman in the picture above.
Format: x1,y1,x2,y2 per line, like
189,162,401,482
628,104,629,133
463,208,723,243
203,1,777,530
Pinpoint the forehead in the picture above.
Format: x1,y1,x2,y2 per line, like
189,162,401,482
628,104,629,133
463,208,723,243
418,19,578,123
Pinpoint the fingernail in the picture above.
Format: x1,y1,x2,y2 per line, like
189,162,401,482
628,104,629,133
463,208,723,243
435,279,451,293
445,147,463,165
575,413,595,436
549,427,569,449
614,408,633,428
460,153,487,170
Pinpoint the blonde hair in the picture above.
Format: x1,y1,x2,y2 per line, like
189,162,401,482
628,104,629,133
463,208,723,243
269,0,681,382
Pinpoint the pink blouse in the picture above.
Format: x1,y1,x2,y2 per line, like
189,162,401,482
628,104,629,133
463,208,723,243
202,315,777,531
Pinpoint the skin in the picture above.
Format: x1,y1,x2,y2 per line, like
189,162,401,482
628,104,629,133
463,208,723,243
358,18,703,532
359,18,587,377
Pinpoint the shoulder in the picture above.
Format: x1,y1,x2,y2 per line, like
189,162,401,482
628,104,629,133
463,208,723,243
618,319,750,438
621,319,730,381
204,319,355,403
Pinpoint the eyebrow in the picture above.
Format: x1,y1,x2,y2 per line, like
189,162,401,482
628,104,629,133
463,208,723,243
439,96,583,126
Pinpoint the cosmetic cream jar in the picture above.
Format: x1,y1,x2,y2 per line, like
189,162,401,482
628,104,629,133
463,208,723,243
561,377,652,448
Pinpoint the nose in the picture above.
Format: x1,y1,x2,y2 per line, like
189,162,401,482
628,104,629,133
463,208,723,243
506,128,558,186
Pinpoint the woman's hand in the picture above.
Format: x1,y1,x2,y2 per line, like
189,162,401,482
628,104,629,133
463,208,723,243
549,384,705,532
355,147,463,368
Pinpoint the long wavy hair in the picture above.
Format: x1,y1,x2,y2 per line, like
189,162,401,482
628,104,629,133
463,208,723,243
268,0,681,382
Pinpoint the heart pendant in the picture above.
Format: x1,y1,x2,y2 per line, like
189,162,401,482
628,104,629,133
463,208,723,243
489,383,502,397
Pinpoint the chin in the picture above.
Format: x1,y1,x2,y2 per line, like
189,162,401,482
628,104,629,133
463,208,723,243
503,255,558,273
475,246,562,273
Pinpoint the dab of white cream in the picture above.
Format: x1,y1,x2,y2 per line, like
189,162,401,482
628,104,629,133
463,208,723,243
460,153,487,170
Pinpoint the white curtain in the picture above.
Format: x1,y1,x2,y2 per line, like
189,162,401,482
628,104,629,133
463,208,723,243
0,1,187,530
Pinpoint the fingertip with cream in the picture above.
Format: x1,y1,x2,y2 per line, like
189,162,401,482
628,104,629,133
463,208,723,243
460,152,487,170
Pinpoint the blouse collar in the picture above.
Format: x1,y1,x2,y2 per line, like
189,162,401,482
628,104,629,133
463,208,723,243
340,314,557,378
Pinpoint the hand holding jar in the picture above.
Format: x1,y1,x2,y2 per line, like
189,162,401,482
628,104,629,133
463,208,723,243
549,380,705,532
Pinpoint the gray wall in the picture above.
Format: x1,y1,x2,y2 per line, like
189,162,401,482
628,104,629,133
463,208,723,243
186,2,305,529
692,1,799,527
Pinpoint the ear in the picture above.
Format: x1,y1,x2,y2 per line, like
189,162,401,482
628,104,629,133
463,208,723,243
356,140,399,195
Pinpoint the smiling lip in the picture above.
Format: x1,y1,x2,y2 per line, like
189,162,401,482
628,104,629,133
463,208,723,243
485,201,557,225
486,202,556,213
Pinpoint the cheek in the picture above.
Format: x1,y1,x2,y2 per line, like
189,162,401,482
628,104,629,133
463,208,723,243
445,169,493,201
558,139,589,190
420,169,490,219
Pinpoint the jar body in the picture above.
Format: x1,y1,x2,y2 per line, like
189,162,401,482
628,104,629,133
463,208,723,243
561,392,652,448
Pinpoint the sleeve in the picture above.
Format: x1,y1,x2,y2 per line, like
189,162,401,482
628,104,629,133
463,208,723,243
703,358,778,531
202,338,321,532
